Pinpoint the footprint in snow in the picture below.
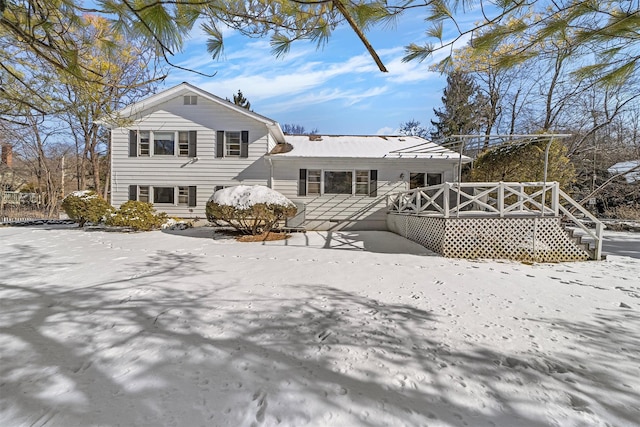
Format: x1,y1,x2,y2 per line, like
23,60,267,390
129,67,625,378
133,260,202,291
317,330,332,341
252,390,268,423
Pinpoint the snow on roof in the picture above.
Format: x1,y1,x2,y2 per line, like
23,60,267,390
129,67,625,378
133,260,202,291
210,185,294,209
608,160,640,184
270,135,470,161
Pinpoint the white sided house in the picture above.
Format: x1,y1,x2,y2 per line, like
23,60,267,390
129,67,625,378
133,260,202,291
268,135,467,230
105,82,468,231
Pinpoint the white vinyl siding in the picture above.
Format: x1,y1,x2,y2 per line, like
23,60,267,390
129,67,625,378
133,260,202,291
111,93,272,217
270,158,458,230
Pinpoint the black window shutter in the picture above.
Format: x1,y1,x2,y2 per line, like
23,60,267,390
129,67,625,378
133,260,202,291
216,130,225,158
188,131,197,158
129,130,137,157
369,170,378,197
188,186,197,207
240,130,249,158
128,185,137,201
298,169,307,196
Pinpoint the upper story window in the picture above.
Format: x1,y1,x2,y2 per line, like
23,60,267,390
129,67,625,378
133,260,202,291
154,132,175,155
225,131,241,157
178,132,190,156
184,95,197,105
299,169,377,197
216,130,249,158
139,131,150,156
129,130,197,158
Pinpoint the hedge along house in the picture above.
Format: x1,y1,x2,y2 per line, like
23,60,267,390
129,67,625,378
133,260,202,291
103,82,469,230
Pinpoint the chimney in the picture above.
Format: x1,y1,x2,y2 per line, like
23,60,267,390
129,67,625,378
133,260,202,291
1,144,13,168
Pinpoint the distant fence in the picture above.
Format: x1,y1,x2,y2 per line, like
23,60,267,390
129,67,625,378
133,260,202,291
0,191,57,223
0,191,41,205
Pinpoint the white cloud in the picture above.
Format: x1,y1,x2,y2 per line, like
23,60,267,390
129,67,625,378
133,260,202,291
266,86,389,114
376,126,398,135
190,52,382,104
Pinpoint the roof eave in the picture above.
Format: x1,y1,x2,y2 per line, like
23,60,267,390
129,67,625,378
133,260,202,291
102,82,281,128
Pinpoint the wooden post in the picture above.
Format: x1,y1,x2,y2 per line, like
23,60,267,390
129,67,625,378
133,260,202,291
443,182,450,218
498,182,504,217
595,222,604,260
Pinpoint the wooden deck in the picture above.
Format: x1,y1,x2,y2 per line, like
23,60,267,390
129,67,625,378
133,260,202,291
387,182,605,261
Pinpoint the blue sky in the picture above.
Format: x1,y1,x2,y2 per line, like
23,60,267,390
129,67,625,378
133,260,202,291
165,10,472,135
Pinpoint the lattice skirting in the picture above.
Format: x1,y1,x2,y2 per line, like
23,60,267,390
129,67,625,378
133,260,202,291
387,214,589,262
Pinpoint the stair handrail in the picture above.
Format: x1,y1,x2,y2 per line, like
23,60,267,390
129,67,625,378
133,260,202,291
557,188,605,260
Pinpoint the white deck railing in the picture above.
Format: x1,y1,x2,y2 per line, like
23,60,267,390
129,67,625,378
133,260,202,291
387,182,605,259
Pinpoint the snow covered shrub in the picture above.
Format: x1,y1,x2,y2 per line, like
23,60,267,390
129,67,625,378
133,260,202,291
206,185,297,235
61,191,113,227
106,201,168,231
161,218,193,230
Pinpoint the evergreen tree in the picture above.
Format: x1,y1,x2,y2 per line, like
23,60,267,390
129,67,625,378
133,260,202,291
232,90,251,110
430,71,487,141
398,119,429,139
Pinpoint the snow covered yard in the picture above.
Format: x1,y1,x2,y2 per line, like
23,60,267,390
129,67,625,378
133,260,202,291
1,226,639,427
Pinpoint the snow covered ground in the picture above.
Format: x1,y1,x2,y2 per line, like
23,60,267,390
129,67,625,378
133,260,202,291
1,225,639,427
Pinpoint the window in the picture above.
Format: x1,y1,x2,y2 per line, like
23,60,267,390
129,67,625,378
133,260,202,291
427,173,442,186
410,173,425,189
225,131,241,156
178,132,189,156
299,169,376,197
307,170,321,195
324,171,353,194
154,187,174,204
355,170,369,195
178,186,189,205
139,131,150,156
139,186,149,203
216,130,248,158
184,95,197,105
154,132,175,155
